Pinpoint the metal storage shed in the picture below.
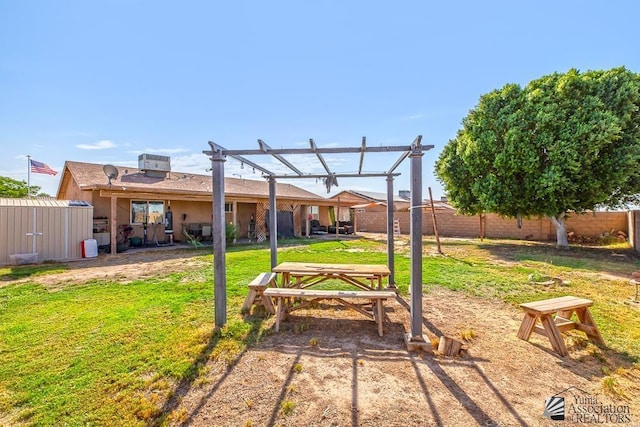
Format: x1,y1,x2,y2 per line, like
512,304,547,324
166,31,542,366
0,198,94,265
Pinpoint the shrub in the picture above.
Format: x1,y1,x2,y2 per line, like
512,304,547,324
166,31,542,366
225,222,238,245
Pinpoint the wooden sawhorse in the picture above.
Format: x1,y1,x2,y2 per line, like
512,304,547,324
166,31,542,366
517,295,604,357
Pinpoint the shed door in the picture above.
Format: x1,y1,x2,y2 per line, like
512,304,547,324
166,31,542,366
26,207,68,259
25,208,43,253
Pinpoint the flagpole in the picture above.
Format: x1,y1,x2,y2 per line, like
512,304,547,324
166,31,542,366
27,155,31,197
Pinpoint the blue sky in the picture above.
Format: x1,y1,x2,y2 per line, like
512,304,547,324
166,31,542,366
2,1,639,199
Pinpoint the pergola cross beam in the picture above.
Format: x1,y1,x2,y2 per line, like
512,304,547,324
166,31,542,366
309,138,333,176
217,145,419,155
209,142,275,177
258,139,303,176
269,172,400,179
358,136,366,174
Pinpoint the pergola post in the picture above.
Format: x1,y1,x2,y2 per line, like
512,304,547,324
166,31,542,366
268,176,278,269
386,175,396,288
407,137,428,348
210,146,227,328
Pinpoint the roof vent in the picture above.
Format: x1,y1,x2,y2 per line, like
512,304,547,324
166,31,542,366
138,154,171,178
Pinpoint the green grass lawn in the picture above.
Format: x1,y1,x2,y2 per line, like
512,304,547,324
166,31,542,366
1,237,639,425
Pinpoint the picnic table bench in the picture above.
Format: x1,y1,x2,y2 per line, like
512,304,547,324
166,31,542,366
241,272,277,315
517,295,604,356
263,287,397,336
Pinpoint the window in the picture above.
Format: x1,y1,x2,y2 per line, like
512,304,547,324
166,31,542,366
225,203,233,213
131,201,165,224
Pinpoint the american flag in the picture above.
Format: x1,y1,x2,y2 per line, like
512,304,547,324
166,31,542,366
30,159,58,176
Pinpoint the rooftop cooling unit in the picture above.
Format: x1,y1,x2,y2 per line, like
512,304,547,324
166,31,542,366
138,154,171,177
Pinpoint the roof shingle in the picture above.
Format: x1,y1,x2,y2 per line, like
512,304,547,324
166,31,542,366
61,161,327,201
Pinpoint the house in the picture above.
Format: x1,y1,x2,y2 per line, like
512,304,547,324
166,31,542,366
56,155,344,253
329,190,412,212
323,190,411,233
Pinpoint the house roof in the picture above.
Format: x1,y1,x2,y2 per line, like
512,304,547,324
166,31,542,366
396,200,455,211
423,200,455,210
331,190,410,203
351,202,387,209
59,161,328,202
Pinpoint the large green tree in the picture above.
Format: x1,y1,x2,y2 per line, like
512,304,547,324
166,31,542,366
0,176,41,198
436,67,640,248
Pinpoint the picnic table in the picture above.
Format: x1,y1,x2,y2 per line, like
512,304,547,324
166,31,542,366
271,261,391,290
265,262,395,336
517,295,604,356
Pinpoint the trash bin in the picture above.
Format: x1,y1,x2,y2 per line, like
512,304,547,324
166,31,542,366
81,239,98,258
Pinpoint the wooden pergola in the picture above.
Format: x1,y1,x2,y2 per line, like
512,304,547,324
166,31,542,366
204,136,433,346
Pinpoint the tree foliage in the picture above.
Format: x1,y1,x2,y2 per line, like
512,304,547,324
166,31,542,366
0,176,41,198
435,67,640,247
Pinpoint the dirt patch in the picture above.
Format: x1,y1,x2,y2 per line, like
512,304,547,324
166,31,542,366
2,247,210,288
173,288,639,426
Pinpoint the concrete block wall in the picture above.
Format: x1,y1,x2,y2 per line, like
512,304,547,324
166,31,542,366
355,209,628,241
565,211,628,237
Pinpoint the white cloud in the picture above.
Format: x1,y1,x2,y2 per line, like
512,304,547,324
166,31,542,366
402,113,425,121
169,153,213,174
76,140,116,150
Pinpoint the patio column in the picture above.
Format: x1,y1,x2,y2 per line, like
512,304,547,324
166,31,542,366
335,202,339,238
110,195,117,255
210,147,227,328
268,176,278,269
386,175,396,288
232,201,238,231
408,138,424,342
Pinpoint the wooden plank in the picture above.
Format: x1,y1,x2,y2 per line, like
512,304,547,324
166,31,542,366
574,323,598,336
575,308,605,345
557,310,574,319
242,272,278,314
272,262,390,276
261,293,276,315
248,272,277,288
520,296,593,314
263,288,396,299
376,299,384,337
438,335,464,356
540,314,569,356
275,297,283,332
521,297,592,313
264,287,393,336
241,288,258,314
517,313,537,340
533,325,547,336
551,313,578,333
555,322,578,333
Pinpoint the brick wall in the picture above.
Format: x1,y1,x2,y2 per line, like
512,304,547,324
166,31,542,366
355,209,628,241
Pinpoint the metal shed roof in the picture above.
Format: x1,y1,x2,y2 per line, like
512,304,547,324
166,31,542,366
0,198,92,208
